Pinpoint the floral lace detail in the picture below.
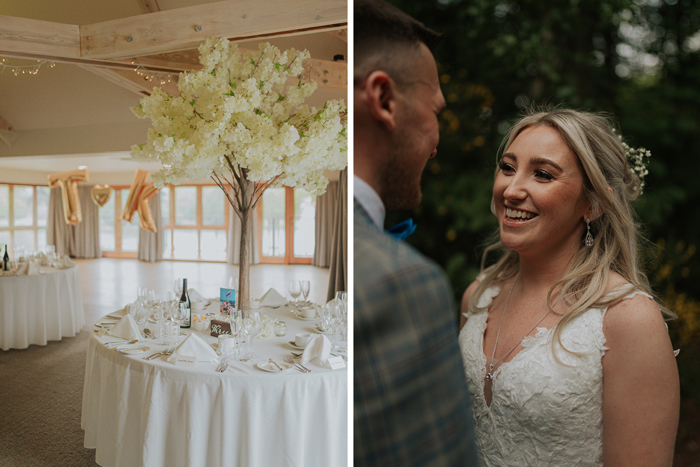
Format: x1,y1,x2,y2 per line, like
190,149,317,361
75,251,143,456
459,285,649,466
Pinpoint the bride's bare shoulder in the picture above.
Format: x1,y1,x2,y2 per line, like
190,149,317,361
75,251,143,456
603,271,668,346
461,280,481,309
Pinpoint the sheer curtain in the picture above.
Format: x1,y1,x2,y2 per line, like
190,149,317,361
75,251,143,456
312,181,338,267
138,192,163,262
326,169,347,301
227,204,260,265
47,185,101,258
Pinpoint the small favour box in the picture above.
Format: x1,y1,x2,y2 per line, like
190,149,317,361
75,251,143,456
210,319,232,337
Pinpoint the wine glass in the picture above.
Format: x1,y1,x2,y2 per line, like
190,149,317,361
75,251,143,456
174,278,183,297
319,304,333,332
335,291,348,316
137,286,147,306
171,302,188,331
244,310,262,360
229,311,242,360
300,280,310,305
289,280,301,310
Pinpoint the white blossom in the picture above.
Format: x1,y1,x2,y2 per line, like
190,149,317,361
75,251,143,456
130,38,347,195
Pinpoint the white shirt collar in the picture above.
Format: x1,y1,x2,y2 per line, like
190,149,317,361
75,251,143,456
353,175,385,230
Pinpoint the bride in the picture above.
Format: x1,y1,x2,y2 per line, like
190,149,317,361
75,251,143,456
459,109,679,466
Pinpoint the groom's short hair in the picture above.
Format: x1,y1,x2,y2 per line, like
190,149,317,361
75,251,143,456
354,0,443,87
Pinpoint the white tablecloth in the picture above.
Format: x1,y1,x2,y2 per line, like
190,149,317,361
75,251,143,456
0,265,84,351
81,304,347,467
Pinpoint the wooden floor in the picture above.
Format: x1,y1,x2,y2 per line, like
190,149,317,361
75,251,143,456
74,258,331,325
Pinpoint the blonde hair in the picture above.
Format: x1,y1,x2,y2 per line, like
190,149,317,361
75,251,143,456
469,108,673,355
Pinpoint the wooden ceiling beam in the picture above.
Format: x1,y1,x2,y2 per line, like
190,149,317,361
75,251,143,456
0,114,12,132
141,0,161,13
328,29,347,43
81,0,346,59
0,14,81,59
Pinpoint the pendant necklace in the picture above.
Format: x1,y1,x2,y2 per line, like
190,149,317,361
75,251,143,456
485,272,552,382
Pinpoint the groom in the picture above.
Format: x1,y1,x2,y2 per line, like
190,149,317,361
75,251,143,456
354,0,478,465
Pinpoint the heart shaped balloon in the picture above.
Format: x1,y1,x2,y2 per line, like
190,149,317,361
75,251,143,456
91,185,112,207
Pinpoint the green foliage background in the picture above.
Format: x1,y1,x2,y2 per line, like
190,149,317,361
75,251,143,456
384,0,700,412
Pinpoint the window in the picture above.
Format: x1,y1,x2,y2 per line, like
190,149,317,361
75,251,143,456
0,183,50,254
161,185,229,261
97,183,315,264
257,187,315,264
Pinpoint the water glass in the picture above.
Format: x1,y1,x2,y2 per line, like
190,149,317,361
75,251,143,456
274,320,287,337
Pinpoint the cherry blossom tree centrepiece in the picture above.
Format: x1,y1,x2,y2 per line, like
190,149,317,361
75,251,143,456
131,38,347,309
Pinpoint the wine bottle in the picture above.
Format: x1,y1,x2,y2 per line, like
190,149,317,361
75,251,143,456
179,278,191,328
2,245,9,271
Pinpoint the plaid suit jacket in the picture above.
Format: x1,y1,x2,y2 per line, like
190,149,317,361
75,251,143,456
354,201,479,466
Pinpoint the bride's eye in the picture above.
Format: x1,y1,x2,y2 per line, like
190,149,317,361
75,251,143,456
535,169,554,181
498,161,515,173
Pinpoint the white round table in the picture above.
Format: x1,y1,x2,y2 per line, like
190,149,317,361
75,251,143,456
81,304,347,467
0,265,85,351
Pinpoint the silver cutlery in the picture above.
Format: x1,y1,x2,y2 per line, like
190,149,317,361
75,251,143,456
216,358,230,372
106,339,138,347
269,358,283,371
296,362,311,372
143,346,175,360
294,363,310,373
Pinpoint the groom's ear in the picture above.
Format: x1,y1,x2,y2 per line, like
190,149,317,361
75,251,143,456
364,70,398,131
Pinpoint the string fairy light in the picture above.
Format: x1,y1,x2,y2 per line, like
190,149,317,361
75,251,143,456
0,58,55,76
133,64,176,85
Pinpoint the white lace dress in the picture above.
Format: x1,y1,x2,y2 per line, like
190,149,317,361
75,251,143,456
459,284,648,466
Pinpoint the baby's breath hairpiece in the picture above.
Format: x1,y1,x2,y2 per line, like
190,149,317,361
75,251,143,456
613,129,651,194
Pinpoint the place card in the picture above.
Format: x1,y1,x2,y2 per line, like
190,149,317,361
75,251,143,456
326,356,346,370
175,355,197,367
210,319,231,337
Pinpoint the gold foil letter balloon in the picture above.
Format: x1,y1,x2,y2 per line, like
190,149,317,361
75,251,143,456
91,185,112,207
48,168,89,225
122,169,160,233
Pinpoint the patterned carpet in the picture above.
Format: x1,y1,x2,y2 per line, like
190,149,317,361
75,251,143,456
0,328,98,466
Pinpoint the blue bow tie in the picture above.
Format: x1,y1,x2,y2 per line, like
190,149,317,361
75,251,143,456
385,218,416,241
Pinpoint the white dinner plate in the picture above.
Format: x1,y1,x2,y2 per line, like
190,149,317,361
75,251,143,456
116,345,150,354
288,341,307,350
256,361,292,372
294,312,318,321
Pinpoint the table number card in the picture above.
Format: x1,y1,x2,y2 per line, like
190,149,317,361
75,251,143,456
210,319,232,337
220,288,235,315
326,356,346,370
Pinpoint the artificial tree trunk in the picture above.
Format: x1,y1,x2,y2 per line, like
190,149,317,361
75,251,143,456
235,172,254,313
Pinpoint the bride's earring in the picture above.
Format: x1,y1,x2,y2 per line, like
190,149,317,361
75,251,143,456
585,218,594,247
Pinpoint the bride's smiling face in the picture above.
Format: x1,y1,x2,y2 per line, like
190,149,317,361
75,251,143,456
493,125,592,258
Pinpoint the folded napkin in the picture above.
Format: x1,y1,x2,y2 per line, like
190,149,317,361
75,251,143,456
27,261,40,275
189,288,205,302
109,314,141,342
15,263,28,275
260,288,287,307
216,336,237,356
60,256,76,268
38,253,50,266
167,333,218,363
301,335,331,365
